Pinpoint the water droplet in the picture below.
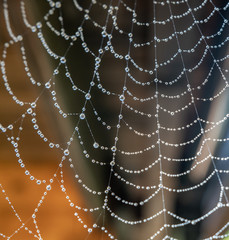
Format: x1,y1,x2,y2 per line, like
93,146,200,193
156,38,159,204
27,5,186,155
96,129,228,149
46,185,51,191
55,1,61,8
54,69,59,75
72,85,77,91
36,180,41,185
36,22,42,28
110,161,115,166
31,26,37,32
8,125,13,130
60,57,66,64
125,55,130,60
17,35,23,41
119,95,125,102
45,82,51,89
31,102,36,108
95,57,101,63
93,142,99,148
64,149,69,156
80,113,85,120
85,93,91,100
49,143,54,148
27,108,32,114
111,146,116,152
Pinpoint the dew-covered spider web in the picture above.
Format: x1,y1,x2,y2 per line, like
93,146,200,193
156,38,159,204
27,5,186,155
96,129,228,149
0,0,229,239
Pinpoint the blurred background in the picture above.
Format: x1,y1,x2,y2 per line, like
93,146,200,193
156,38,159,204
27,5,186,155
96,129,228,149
0,0,229,240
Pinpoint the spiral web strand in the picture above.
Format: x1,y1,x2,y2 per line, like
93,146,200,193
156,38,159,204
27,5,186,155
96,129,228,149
0,0,229,239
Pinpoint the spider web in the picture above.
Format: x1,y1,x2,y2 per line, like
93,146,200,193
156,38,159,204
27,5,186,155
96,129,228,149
0,0,229,239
